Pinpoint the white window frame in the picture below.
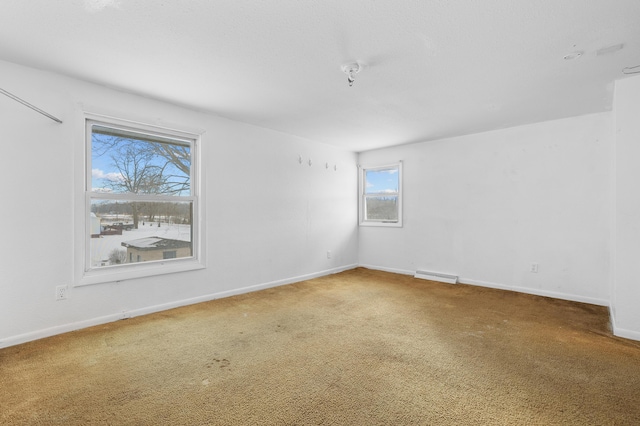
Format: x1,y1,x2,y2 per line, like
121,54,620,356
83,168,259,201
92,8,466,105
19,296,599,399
358,161,403,227
75,113,205,286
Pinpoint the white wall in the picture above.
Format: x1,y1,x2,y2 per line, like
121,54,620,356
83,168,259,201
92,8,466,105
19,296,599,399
612,74,640,340
0,59,358,347
358,112,612,306
3,56,634,346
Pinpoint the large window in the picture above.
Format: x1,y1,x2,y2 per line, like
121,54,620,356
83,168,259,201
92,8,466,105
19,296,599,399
359,162,402,227
79,116,203,285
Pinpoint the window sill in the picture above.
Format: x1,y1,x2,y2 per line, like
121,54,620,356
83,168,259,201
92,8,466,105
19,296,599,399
76,258,205,287
359,221,403,228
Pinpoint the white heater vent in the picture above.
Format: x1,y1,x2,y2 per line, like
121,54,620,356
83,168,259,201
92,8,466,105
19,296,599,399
414,270,458,284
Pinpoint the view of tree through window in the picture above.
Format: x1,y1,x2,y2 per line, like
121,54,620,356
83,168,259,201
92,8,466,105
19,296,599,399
88,121,196,269
361,164,401,224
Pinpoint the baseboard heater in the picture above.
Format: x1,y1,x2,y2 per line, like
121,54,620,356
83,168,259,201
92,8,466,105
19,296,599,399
414,270,458,284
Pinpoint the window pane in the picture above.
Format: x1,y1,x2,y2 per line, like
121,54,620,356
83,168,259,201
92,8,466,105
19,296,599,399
365,196,399,221
91,124,191,196
89,199,193,268
365,168,398,195
163,251,177,259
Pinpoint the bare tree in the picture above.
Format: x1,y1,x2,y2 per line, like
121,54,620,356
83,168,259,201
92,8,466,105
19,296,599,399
153,143,190,178
93,133,191,228
108,248,128,265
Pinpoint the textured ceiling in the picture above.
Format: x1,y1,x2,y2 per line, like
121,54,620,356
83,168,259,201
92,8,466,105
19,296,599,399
0,0,639,152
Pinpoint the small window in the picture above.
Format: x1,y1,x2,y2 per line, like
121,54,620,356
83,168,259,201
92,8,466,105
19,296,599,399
78,115,204,286
359,162,402,227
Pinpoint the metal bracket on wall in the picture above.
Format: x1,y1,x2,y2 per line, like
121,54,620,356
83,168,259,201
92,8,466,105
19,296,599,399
0,87,63,123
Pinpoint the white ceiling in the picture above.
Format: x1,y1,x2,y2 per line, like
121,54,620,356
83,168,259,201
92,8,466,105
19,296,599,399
1,0,639,152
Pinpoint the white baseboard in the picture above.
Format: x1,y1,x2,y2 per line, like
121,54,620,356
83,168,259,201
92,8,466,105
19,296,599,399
612,327,640,341
460,277,609,307
357,264,415,276
0,312,129,350
0,264,358,349
123,263,359,320
358,264,609,306
609,312,640,341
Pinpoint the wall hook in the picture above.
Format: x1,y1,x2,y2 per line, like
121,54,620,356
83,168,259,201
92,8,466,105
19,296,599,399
623,65,640,74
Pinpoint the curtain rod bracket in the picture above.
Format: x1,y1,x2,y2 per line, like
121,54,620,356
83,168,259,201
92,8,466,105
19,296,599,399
0,88,63,124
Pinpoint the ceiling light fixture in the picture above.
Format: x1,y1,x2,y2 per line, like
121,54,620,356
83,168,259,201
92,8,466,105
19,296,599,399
341,62,361,87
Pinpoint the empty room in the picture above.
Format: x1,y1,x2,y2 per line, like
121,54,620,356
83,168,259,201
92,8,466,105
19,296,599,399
1,1,640,424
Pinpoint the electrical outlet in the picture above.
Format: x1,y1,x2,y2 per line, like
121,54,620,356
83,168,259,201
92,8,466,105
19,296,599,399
530,263,539,273
327,250,332,259
56,285,68,300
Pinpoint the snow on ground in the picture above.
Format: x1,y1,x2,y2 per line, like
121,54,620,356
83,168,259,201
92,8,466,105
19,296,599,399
90,222,191,267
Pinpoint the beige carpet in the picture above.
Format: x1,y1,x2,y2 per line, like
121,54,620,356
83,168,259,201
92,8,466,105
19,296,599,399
2,268,639,425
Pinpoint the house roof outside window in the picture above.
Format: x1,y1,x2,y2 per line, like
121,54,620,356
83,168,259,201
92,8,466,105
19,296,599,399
121,237,191,251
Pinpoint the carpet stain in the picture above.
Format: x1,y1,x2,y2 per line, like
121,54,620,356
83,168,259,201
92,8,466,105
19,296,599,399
206,358,231,370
